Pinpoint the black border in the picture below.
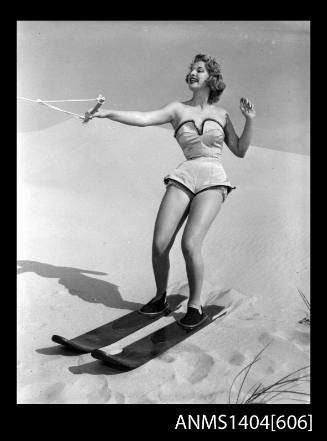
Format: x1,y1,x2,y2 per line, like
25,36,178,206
14,14,316,435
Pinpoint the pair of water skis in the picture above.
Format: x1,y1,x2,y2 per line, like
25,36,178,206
52,294,229,370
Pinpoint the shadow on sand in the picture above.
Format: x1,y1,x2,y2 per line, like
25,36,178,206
36,346,80,357
34,346,127,374
17,260,142,311
69,361,129,376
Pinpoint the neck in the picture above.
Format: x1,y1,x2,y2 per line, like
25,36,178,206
190,89,210,108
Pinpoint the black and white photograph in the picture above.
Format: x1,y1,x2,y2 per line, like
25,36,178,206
17,20,310,409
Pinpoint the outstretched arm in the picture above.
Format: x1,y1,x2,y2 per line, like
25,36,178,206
224,97,255,158
89,102,179,127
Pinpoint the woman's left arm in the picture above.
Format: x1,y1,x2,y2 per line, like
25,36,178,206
224,97,256,158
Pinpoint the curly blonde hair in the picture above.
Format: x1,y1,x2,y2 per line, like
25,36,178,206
185,54,226,104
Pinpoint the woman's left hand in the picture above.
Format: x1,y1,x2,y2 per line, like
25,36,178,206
240,97,256,119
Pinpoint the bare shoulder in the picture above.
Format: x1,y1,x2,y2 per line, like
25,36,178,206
172,101,189,114
167,101,188,125
212,104,229,125
212,104,228,116
162,101,183,116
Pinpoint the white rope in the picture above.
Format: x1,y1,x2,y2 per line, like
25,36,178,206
35,99,97,103
18,97,86,119
18,94,106,121
18,96,97,103
36,100,85,119
18,96,97,120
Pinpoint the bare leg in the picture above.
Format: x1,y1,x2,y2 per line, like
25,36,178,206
181,188,224,308
152,184,191,298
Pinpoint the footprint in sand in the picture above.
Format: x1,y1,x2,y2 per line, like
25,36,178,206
173,345,215,384
265,365,275,374
292,330,310,346
63,376,112,404
44,382,66,403
158,343,215,384
113,392,126,404
258,332,275,346
228,351,246,366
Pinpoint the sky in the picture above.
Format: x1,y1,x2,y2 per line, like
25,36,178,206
17,21,310,155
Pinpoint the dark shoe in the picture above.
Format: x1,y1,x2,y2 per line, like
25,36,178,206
178,306,208,329
139,293,168,316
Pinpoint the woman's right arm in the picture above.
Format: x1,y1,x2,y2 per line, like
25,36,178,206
90,102,180,127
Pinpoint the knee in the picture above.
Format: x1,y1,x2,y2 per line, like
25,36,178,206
181,235,201,257
152,238,171,258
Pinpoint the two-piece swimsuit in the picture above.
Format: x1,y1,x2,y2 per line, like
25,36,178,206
164,116,236,202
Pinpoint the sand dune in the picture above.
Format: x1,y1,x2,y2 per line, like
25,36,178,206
17,118,310,404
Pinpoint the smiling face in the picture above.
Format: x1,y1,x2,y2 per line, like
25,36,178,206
187,61,210,91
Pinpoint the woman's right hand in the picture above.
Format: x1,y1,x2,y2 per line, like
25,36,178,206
88,111,104,119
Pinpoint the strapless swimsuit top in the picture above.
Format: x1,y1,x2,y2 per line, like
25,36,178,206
174,118,225,160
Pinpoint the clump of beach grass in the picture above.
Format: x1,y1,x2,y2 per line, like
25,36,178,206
297,288,310,326
228,343,310,404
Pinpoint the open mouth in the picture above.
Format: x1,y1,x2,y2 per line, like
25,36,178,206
189,78,198,84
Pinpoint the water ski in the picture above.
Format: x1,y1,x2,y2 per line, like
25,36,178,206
91,304,229,370
51,294,186,353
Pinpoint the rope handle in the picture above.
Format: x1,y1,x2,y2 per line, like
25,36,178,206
83,94,106,123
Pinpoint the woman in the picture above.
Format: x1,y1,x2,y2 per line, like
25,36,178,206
90,54,255,329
